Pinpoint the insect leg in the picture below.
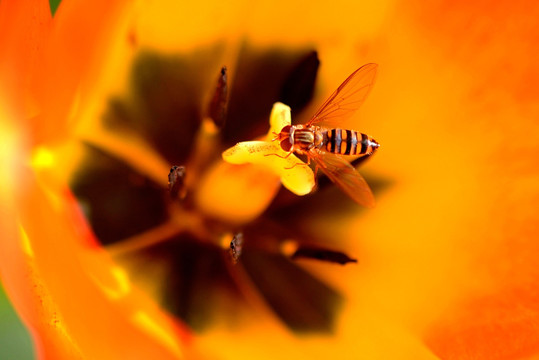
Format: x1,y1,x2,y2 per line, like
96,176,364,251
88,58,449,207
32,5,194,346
264,151,293,159
284,162,310,170
284,154,312,170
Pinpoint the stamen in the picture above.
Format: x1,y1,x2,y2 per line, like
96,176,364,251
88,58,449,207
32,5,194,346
168,165,186,200
106,221,182,256
291,247,358,265
207,66,228,128
229,232,244,264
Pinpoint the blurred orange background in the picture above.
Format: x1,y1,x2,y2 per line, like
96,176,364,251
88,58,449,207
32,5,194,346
0,0,537,359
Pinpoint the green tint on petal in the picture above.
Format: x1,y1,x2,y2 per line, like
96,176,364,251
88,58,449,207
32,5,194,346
0,285,35,360
49,0,61,16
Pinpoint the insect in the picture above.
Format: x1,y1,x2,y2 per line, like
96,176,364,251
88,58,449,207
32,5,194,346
272,63,380,207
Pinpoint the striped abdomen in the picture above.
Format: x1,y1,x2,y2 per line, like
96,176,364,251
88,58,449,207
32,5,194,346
325,128,379,155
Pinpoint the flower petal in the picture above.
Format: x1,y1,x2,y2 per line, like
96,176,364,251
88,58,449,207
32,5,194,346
0,0,51,129
268,102,292,138
0,166,191,359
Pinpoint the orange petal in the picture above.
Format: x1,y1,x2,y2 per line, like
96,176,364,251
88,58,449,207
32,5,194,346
0,0,52,126
0,166,192,359
425,288,539,359
33,0,133,144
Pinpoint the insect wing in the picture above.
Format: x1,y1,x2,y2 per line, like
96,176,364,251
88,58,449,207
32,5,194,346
307,63,378,127
311,152,375,208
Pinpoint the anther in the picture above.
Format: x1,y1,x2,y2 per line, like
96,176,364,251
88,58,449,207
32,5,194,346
168,165,187,200
207,66,228,128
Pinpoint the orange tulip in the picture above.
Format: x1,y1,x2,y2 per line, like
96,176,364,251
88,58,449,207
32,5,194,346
1,0,538,359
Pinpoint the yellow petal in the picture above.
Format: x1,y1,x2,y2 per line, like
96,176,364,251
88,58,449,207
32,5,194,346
267,102,292,139
222,140,314,196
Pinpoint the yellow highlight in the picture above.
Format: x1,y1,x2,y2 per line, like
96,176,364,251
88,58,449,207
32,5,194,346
268,102,292,136
18,224,34,258
91,265,131,300
31,146,55,169
109,266,131,298
30,146,55,169
0,115,23,198
133,311,183,358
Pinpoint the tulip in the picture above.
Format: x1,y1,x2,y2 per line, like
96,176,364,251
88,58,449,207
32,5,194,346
1,0,538,359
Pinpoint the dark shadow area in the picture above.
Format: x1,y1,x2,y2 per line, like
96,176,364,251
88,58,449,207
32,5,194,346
223,46,319,145
118,234,244,332
70,143,168,245
103,47,224,164
241,248,342,333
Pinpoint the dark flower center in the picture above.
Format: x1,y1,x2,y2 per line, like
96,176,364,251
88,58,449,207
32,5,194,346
69,46,387,333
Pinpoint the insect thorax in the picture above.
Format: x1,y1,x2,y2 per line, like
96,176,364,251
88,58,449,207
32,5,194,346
291,126,324,151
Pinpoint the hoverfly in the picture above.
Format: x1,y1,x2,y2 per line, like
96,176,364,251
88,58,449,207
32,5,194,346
272,63,379,207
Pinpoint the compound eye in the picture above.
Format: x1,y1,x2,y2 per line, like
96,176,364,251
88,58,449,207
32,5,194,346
280,125,291,133
280,139,292,152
